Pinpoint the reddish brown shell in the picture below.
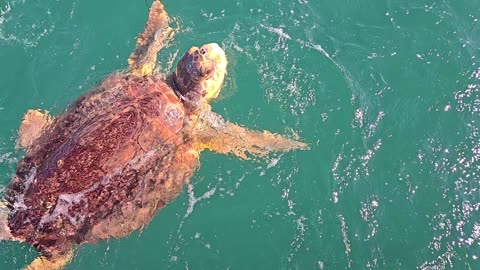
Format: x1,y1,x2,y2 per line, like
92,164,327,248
6,74,199,258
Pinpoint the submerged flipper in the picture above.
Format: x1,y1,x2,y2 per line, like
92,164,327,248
17,109,53,152
193,111,308,159
0,202,12,241
128,0,175,76
25,251,74,270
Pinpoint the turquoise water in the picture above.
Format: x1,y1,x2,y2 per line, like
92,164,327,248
0,0,479,269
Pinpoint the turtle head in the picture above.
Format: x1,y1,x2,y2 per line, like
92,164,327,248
173,43,227,106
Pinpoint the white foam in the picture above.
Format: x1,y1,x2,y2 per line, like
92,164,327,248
360,196,380,241
260,24,291,40
40,192,87,227
23,167,36,190
200,9,225,21
0,152,17,165
260,24,291,51
361,139,382,165
9,167,37,213
267,155,281,169
0,2,11,17
338,214,352,267
287,215,307,262
353,109,364,128
184,184,216,219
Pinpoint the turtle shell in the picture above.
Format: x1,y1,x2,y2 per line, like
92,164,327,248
5,73,199,258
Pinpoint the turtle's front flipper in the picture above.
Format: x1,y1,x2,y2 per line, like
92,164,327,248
193,111,309,159
128,0,175,76
16,109,53,152
25,251,74,270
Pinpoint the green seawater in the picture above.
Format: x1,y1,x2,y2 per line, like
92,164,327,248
0,0,479,269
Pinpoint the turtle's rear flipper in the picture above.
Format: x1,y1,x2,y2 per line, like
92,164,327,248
0,203,12,241
193,111,309,159
25,251,74,270
128,0,176,76
16,109,53,152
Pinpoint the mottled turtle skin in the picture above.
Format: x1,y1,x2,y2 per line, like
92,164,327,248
7,74,197,259
0,1,307,268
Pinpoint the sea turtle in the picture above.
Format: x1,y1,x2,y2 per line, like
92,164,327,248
0,1,308,269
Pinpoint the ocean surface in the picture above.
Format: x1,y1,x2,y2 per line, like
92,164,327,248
0,0,479,269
